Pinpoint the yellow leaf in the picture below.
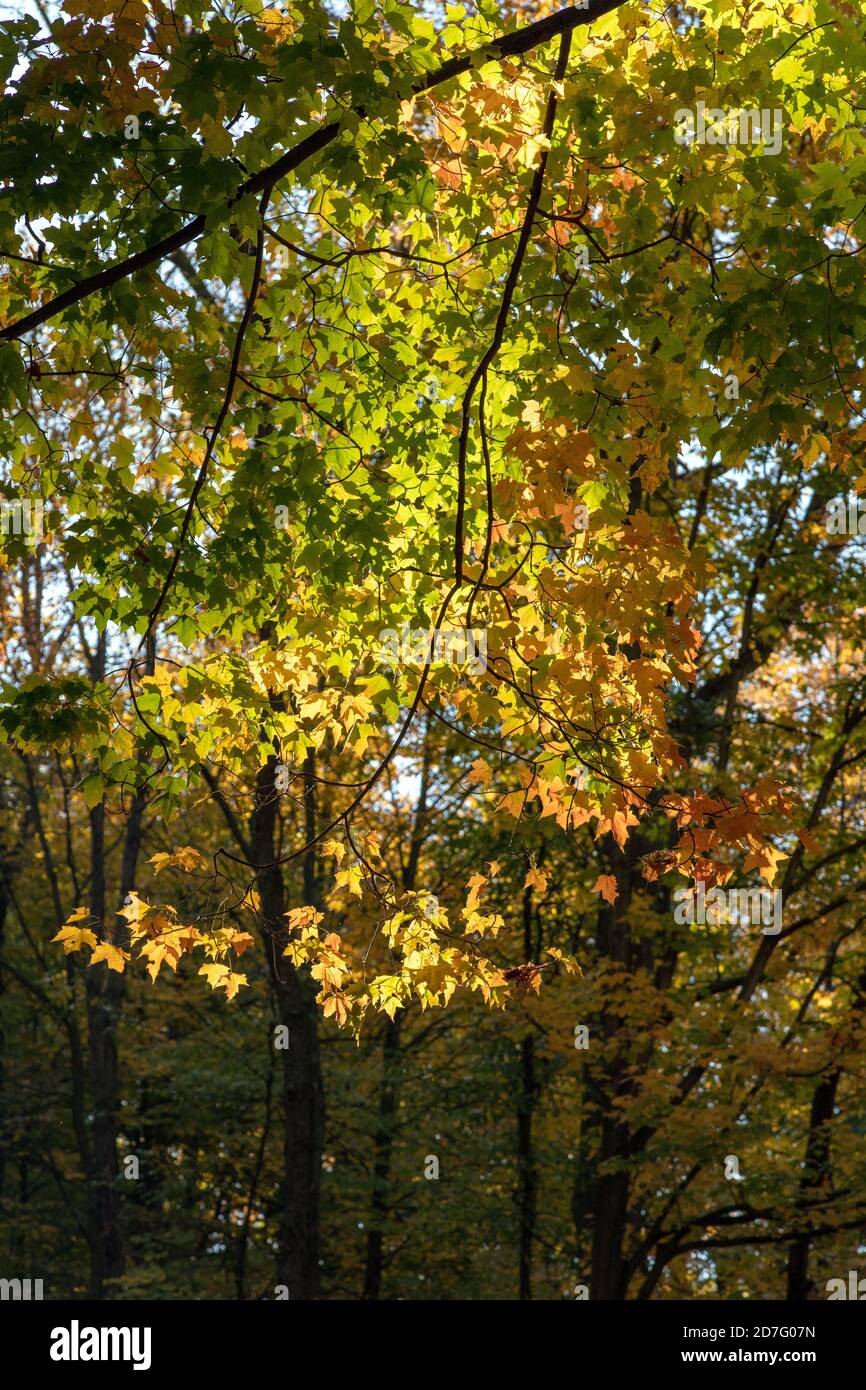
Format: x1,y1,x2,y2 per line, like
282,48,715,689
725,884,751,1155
176,925,201,953
52,915,98,954
90,942,129,973
198,962,247,998
223,971,247,1000
117,892,151,924
465,873,487,911
321,838,346,864
546,946,582,977
334,863,363,898
524,865,549,895
140,938,181,982
149,846,206,875
743,844,787,886
466,758,492,788
199,962,228,990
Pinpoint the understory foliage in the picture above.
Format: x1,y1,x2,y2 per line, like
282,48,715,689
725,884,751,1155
1,0,865,1299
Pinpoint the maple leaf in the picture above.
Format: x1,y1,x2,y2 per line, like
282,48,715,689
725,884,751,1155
640,849,681,882
321,837,346,863
176,926,201,953
465,872,488,912
140,937,182,982
223,971,247,1000
593,874,619,905
743,845,787,886
89,942,130,973
524,865,549,895
499,790,527,819
688,857,733,888
322,990,349,1026
466,758,492,788
199,962,229,991
117,892,151,925
149,846,206,875
52,912,98,954
595,810,636,850
332,862,363,898
198,963,247,998
502,962,543,995
546,946,582,977
285,906,324,932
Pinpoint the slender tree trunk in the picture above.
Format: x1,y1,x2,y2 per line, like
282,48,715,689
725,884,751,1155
516,880,538,1300
582,832,653,1301
0,806,27,1198
589,1120,631,1299
361,727,431,1299
85,787,125,1296
83,634,151,1296
0,847,12,1201
82,626,121,1295
250,742,324,1300
235,1063,274,1300
785,962,866,1299
785,1070,839,1300
517,1031,537,1300
362,1012,403,1299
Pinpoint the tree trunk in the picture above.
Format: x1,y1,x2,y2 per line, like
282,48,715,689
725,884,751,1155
785,1070,839,1300
362,1012,403,1299
361,727,431,1299
250,745,324,1300
83,634,150,1296
516,879,539,1300
84,788,125,1296
517,1031,537,1300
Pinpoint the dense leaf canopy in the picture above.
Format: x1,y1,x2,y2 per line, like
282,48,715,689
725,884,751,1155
1,0,866,1302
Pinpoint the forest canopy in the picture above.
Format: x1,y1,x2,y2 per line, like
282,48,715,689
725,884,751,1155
1,0,866,1303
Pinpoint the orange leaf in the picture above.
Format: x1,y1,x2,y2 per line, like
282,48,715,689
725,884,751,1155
592,874,618,905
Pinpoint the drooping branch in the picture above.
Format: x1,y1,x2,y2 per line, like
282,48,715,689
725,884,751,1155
455,26,573,583
141,194,269,642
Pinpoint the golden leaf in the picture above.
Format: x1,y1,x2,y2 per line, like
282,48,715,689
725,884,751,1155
90,942,130,973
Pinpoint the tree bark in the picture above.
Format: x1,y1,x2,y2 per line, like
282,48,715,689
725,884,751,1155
362,1013,403,1299
785,1070,839,1300
516,879,539,1300
83,635,151,1296
249,742,324,1299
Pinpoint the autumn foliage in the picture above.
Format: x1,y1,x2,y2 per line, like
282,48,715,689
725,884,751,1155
1,0,865,1301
